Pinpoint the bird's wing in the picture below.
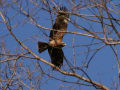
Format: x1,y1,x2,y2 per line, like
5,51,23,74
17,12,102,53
49,15,68,42
48,47,64,69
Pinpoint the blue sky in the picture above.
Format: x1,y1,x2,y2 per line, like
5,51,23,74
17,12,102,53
0,0,120,90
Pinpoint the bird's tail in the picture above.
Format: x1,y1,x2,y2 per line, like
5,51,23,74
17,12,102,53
38,41,49,53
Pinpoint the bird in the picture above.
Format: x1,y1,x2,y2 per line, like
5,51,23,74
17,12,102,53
38,6,69,69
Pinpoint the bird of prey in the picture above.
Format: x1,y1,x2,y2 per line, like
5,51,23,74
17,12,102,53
38,6,69,69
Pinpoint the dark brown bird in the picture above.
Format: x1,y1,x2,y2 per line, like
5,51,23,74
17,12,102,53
38,6,69,69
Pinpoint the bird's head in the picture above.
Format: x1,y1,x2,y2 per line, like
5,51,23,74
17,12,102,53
49,40,66,48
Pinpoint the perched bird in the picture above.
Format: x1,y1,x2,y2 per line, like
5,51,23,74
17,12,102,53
38,6,69,69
